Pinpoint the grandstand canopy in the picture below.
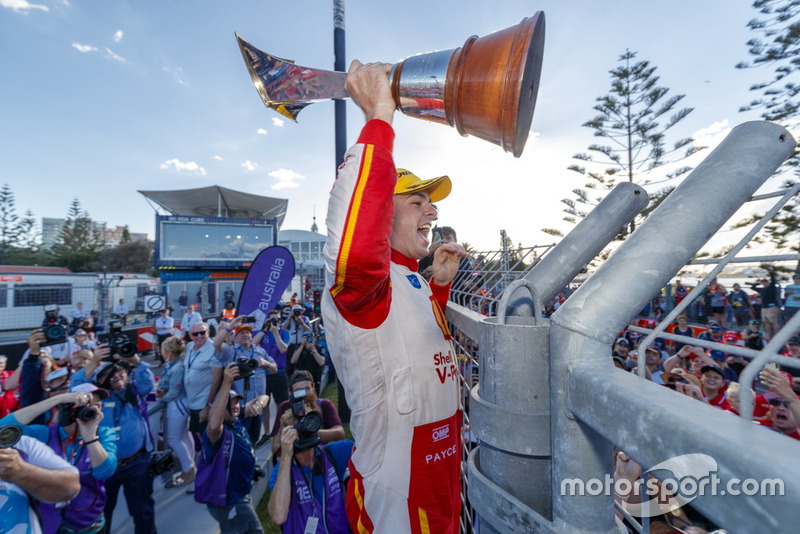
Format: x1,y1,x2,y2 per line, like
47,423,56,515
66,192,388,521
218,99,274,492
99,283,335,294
139,186,288,228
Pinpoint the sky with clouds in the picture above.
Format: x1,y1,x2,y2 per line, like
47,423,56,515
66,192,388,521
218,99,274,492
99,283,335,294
0,0,795,255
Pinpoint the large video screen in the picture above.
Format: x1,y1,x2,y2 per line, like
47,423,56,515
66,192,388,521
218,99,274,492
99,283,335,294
155,216,276,268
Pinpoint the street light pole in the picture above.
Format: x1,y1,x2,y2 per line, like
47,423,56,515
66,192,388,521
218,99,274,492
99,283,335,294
333,0,347,169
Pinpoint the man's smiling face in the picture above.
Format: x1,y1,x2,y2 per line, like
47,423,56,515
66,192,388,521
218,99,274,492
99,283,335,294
390,191,438,260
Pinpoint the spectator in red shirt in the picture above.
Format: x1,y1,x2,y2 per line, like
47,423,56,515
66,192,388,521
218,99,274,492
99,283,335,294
700,365,730,410
758,365,800,440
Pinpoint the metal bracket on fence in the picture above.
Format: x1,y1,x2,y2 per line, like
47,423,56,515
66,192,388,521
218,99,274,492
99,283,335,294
496,279,541,325
470,384,551,456
467,448,557,534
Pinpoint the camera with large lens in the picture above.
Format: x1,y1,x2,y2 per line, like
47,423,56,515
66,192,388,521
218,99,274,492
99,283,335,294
56,403,98,427
41,305,68,347
236,357,258,380
149,450,175,476
99,320,137,358
290,388,321,452
0,424,22,448
269,318,279,327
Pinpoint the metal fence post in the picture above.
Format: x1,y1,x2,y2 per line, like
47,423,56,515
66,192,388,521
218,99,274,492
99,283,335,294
506,182,648,317
548,121,796,531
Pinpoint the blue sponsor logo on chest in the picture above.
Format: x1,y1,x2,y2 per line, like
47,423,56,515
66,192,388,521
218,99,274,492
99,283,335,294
406,274,421,289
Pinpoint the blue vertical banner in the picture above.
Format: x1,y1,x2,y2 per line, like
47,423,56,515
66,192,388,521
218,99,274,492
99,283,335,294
236,246,295,330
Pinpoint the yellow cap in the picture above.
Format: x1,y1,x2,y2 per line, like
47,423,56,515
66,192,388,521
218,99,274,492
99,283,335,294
394,168,452,202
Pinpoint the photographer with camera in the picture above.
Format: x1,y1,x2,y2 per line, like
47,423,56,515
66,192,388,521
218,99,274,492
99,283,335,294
0,383,117,534
283,304,311,365
270,371,344,460
19,329,65,418
0,428,81,534
253,308,291,445
214,316,278,445
268,396,353,534
289,332,325,394
195,362,269,534
92,352,157,534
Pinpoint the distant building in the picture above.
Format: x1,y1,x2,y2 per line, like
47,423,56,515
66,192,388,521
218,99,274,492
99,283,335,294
40,218,147,249
101,225,148,248
278,228,326,290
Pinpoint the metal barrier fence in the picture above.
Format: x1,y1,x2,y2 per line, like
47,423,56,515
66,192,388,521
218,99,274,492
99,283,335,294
447,121,799,533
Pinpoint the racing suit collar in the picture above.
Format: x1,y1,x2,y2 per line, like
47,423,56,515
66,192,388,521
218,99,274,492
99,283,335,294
391,249,418,272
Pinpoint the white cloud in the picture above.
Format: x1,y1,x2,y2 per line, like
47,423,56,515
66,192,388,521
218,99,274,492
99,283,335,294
271,118,284,127
159,158,207,176
113,30,123,42
72,43,97,53
213,155,223,161
268,168,304,190
0,0,49,12
241,160,257,172
692,119,730,150
162,66,186,85
256,128,268,135
104,47,127,64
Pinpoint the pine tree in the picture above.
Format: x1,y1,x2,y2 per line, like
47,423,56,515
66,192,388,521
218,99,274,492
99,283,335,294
543,50,698,242
49,199,104,272
735,0,800,267
0,184,20,256
737,0,800,122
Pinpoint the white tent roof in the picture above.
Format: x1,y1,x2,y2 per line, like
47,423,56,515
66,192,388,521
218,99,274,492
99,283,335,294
139,185,288,227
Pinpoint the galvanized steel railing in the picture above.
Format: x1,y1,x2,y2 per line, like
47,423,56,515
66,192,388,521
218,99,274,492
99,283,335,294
448,121,799,533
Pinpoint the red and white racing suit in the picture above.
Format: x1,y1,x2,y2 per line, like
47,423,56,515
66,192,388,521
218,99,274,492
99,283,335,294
322,119,462,533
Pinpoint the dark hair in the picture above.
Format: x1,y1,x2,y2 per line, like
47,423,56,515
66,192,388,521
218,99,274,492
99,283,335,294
439,226,457,241
289,370,314,389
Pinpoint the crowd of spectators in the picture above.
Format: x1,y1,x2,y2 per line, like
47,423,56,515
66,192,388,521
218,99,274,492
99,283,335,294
602,273,800,533
0,296,347,534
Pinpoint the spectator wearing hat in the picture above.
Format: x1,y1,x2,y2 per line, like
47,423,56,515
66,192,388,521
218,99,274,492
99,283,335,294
270,370,345,460
1,383,116,534
697,322,739,382
643,347,666,385
253,308,291,445
195,362,269,533
699,364,731,410
662,367,703,390
612,337,630,360
283,304,311,361
214,316,277,445
93,354,157,534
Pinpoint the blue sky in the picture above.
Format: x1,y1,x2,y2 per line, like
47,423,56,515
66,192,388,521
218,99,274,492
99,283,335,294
0,0,787,253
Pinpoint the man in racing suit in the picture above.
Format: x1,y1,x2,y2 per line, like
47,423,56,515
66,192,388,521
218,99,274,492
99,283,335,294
321,60,467,534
